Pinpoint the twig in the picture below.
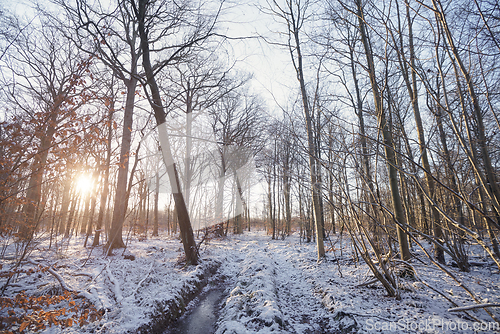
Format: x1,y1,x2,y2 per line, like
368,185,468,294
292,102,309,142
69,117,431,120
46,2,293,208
449,303,500,312
25,260,97,304
195,229,210,255
81,244,98,267
69,272,94,280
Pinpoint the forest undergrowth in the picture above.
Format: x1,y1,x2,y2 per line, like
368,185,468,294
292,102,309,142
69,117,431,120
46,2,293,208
1,230,499,333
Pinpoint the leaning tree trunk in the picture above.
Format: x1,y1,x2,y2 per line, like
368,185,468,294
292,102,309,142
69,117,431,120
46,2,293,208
433,0,500,215
349,42,378,246
137,0,198,265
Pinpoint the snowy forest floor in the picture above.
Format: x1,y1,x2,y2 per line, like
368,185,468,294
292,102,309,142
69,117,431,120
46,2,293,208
1,230,500,334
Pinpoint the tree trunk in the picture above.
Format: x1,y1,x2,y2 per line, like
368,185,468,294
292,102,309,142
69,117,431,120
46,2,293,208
433,0,500,215
290,12,325,259
64,190,80,238
107,77,138,251
137,0,198,265
58,176,72,235
284,166,291,236
400,0,445,263
20,111,58,239
349,43,377,244
153,171,160,236
215,150,226,224
267,174,275,239
84,169,99,247
80,186,91,235
234,174,246,234
356,0,410,261
93,104,114,246
185,90,193,214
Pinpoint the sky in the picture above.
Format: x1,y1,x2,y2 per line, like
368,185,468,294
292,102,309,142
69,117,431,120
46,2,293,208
217,0,298,112
2,0,298,113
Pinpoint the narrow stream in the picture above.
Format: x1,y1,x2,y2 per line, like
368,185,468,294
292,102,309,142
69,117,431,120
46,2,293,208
164,287,226,334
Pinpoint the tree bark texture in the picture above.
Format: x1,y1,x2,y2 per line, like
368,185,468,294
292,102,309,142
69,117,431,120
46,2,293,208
136,0,198,265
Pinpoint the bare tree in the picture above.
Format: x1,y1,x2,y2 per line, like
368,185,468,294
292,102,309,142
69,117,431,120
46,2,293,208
93,77,118,246
54,0,143,251
390,0,445,263
0,12,93,240
265,0,325,259
354,0,411,261
209,88,266,234
163,55,242,216
133,0,222,264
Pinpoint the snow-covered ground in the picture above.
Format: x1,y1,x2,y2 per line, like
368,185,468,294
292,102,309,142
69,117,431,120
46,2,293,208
1,230,499,333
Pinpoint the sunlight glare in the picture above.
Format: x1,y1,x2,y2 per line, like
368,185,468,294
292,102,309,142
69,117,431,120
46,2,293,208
75,173,93,195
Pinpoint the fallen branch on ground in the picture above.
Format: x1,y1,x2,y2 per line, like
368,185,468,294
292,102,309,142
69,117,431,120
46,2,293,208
27,259,74,292
106,260,123,303
356,278,378,288
26,259,96,302
449,303,500,312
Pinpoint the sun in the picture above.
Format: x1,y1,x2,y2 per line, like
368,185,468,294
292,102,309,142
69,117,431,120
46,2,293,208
75,173,94,195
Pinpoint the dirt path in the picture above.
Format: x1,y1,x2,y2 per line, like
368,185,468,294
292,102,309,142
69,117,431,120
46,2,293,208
265,241,334,333
212,235,341,334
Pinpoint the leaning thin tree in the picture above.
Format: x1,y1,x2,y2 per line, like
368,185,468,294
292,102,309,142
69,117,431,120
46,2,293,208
266,0,325,259
132,0,221,265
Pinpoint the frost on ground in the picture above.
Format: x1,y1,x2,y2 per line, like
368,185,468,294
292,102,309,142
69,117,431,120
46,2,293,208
1,230,499,333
